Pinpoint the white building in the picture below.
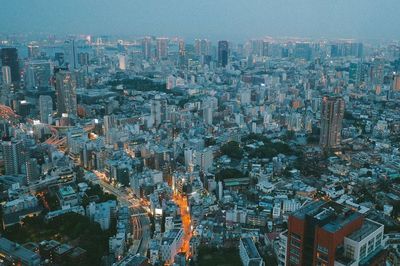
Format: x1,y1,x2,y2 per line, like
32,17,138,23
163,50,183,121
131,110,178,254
160,228,184,264
239,237,265,266
336,219,384,266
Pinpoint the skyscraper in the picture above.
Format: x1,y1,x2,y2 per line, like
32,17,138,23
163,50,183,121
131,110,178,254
55,71,77,116
2,139,25,175
319,96,345,148
1,66,12,85
39,95,53,124
0,48,20,83
64,39,77,70
156,38,168,60
25,60,51,89
218,41,229,67
118,54,127,70
27,45,40,59
142,37,152,60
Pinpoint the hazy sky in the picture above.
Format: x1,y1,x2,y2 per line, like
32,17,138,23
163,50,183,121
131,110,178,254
1,0,399,41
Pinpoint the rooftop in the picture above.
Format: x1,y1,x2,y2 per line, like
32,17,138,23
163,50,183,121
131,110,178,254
346,219,383,242
241,237,261,259
0,237,41,264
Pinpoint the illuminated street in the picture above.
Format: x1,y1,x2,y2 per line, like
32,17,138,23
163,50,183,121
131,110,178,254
173,194,192,257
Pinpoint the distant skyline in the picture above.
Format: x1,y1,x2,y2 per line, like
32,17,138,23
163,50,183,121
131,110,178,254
1,0,399,42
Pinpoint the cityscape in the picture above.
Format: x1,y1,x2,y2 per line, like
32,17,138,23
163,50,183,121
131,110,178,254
0,1,400,266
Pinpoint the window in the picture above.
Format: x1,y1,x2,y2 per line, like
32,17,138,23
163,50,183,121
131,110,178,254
317,245,328,254
291,238,301,248
345,244,355,259
360,244,367,259
316,252,328,262
291,232,301,241
368,238,374,253
290,255,300,264
375,235,382,247
290,248,300,256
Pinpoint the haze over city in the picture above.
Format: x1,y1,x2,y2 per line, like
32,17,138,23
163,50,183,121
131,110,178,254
1,0,400,40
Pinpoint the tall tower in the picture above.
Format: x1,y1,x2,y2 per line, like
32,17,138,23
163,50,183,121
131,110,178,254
64,40,77,70
0,48,19,83
1,66,12,85
55,71,77,117
156,38,168,60
142,37,152,60
39,95,53,124
25,60,52,89
319,96,345,148
2,139,25,175
218,41,229,67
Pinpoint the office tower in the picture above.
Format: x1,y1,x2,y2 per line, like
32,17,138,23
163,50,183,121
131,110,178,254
319,96,345,148
103,115,116,133
156,38,168,60
0,48,20,82
294,43,312,61
27,45,40,59
195,39,211,56
77,52,89,66
218,41,229,67
178,40,186,68
142,37,152,60
39,95,53,124
1,66,12,85
25,60,51,89
287,200,386,266
55,71,77,116
2,139,25,175
64,39,77,70
118,54,127,70
262,41,269,57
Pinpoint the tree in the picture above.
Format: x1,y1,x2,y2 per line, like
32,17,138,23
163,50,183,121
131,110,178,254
215,168,244,181
220,141,243,160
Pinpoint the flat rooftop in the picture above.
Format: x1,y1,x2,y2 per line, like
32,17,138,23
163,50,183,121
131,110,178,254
347,219,383,242
292,200,363,233
241,237,261,259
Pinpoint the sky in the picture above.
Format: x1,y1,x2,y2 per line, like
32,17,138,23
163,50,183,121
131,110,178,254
0,0,399,41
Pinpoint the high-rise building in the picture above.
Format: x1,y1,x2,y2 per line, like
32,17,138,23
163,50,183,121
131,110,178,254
0,48,20,83
319,96,345,148
55,71,77,116
77,52,89,66
25,60,51,89
27,45,40,59
287,200,386,266
142,37,152,60
218,40,229,67
118,54,127,70
150,95,168,127
195,39,211,56
64,40,77,70
26,158,40,184
156,38,168,60
2,139,25,175
39,95,53,124
1,66,12,85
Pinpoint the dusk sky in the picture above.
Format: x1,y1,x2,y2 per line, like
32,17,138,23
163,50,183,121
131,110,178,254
1,0,399,41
